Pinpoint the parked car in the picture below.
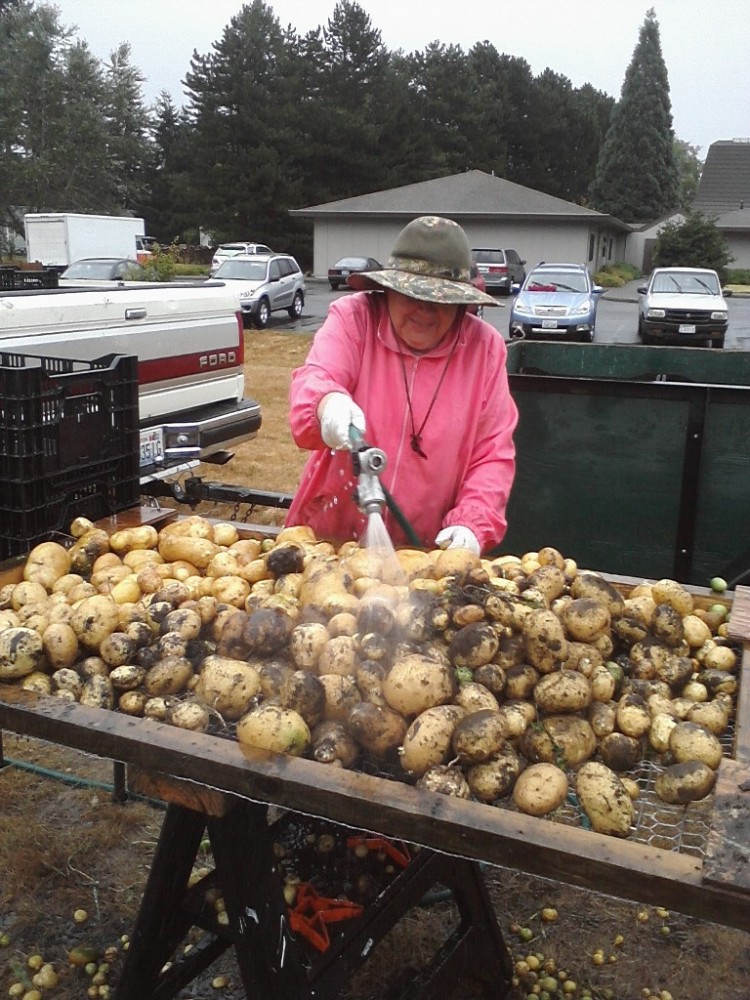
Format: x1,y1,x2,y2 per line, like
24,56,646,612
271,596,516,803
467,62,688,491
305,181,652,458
213,253,305,328
470,248,526,295
328,255,381,290
637,266,731,348
468,263,486,317
58,257,146,286
210,242,274,276
509,263,603,342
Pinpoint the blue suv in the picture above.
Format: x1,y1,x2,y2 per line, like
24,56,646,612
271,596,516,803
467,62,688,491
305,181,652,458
509,263,603,342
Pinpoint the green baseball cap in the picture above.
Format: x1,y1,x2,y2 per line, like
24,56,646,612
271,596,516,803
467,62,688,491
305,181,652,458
347,216,497,306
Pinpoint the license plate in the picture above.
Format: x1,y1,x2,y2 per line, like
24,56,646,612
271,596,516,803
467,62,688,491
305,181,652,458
140,427,164,468
541,319,558,329
678,324,696,334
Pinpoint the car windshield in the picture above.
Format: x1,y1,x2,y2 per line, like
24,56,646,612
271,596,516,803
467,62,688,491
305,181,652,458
217,244,247,254
527,272,587,292
216,259,268,281
473,250,505,264
333,257,368,269
62,261,128,279
652,272,720,295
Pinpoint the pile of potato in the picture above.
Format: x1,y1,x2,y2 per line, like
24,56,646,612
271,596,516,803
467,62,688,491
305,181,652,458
0,515,740,839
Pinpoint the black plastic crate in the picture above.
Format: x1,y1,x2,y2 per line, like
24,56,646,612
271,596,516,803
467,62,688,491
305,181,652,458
0,266,59,290
0,352,140,560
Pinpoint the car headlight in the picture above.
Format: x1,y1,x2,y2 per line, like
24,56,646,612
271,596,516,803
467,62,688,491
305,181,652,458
572,300,592,316
711,311,727,321
647,308,665,319
512,298,533,317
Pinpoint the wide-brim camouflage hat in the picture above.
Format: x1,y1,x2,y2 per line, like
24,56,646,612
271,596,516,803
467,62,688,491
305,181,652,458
347,215,498,307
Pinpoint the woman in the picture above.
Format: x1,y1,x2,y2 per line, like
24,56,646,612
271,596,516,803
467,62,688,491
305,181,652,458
285,216,518,556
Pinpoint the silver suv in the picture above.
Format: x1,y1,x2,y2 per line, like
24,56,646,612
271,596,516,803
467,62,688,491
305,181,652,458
471,248,526,295
213,253,305,328
210,241,273,275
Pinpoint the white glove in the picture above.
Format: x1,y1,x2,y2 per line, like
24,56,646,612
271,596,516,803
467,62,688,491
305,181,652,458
435,526,481,556
318,392,366,450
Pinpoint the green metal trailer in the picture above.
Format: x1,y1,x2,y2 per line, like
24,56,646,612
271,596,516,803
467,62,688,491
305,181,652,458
502,341,750,587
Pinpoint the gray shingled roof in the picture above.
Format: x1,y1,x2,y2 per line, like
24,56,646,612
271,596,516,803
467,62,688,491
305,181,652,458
715,208,750,231
694,140,750,214
291,169,629,229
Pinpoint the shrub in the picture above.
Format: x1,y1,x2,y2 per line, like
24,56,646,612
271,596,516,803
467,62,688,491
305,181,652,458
139,243,179,282
652,212,734,284
594,262,640,287
726,268,750,286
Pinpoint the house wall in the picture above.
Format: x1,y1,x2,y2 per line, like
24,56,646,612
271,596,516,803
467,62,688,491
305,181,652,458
311,217,627,278
726,233,750,270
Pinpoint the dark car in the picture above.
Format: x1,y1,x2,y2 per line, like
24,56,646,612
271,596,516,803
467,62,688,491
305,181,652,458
509,262,603,342
468,263,487,317
58,257,145,286
328,256,381,290
471,248,526,295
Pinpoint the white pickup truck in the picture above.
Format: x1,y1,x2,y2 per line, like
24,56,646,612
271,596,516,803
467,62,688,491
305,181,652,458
0,280,261,480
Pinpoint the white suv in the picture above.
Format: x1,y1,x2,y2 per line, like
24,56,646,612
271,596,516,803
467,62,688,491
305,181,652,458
637,267,731,348
210,241,273,275
213,253,305,328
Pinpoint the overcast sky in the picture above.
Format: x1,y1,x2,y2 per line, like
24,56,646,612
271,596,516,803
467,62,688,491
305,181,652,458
53,0,749,158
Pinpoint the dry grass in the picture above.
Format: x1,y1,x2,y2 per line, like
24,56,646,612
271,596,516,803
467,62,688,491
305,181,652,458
2,327,750,999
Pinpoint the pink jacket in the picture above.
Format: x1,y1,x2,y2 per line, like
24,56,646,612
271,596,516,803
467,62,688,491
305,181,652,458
286,291,518,553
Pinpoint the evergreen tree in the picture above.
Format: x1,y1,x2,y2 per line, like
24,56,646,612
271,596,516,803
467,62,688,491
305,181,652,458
673,138,702,210
652,212,734,284
589,8,679,222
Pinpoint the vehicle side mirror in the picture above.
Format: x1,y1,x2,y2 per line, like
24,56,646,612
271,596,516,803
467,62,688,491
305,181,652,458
722,288,733,298
637,286,647,295
520,260,526,265
510,283,521,295
592,286,604,295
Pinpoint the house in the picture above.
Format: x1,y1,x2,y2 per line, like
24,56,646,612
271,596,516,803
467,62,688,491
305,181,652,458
625,212,686,274
291,170,630,278
693,139,750,269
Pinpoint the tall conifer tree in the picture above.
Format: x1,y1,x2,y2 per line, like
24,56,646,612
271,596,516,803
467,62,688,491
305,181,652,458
589,8,679,221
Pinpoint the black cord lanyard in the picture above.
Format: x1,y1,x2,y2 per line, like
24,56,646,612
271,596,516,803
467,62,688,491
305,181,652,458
397,330,460,459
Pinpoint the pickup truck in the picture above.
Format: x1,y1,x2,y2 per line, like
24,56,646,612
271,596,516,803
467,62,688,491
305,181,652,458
637,266,731,348
0,281,261,480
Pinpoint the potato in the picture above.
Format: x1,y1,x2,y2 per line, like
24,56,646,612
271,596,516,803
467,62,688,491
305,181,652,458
42,622,80,671
597,732,643,772
588,700,617,739
569,573,625,614
655,760,717,804
651,603,685,647
513,762,569,817
496,699,535,738
158,534,221,570
465,744,522,801
109,664,147,691
561,599,611,642
534,670,592,714
167,700,211,732
382,654,457,717
669,721,723,770
650,578,694,616
279,670,326,727
416,764,471,798
317,673,362,721
194,655,261,720
432,547,481,580
211,575,251,608
23,541,72,590
144,655,194,697
649,712,679,753
346,701,408,758
520,714,597,768
575,761,634,837
454,681,500,714
69,595,121,651
118,690,148,716
108,525,159,554
317,634,359,677
451,709,507,765
399,704,466,776
448,622,499,669
79,674,114,710
311,720,360,768
236,704,311,756
504,663,540,700
0,626,44,679
615,693,652,738
687,699,730,735
51,668,83,698
22,671,53,695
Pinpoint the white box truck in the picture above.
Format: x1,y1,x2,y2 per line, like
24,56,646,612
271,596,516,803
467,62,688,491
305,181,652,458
23,212,145,270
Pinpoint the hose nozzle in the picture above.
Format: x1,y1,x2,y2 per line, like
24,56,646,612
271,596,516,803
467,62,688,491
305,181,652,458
352,444,387,517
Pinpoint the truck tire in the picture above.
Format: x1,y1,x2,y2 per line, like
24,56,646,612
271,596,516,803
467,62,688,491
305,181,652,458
253,298,270,329
287,291,304,320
